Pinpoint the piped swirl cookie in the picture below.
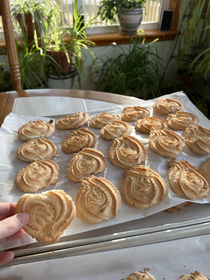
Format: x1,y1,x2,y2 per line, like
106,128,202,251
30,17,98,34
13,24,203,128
99,120,132,140
109,135,147,169
15,190,76,243
135,116,168,134
121,106,150,122
55,111,90,130
166,111,199,130
76,175,122,224
179,271,209,280
16,160,59,192
62,128,97,153
18,120,55,141
148,128,186,157
168,158,210,200
121,165,167,209
66,148,106,182
126,271,156,280
89,113,120,128
16,138,58,162
184,125,210,154
200,157,210,179
153,98,184,114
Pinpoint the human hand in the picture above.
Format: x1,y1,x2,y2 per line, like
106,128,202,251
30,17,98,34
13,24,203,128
0,202,29,265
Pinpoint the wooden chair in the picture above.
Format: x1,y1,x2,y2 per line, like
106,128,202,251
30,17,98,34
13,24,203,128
0,0,22,90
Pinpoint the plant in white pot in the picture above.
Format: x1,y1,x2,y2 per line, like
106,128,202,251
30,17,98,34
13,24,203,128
98,0,147,35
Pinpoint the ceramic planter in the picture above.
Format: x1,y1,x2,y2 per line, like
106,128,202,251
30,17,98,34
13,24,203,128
118,8,143,35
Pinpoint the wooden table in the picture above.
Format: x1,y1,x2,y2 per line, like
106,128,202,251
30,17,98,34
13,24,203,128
0,89,137,126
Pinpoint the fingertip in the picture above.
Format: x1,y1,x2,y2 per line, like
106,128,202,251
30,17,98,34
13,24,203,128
0,251,14,265
16,212,29,225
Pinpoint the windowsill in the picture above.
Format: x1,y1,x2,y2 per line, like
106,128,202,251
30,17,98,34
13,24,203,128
0,29,180,50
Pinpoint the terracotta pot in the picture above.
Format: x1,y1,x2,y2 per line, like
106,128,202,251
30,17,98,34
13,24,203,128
47,50,73,75
16,13,41,40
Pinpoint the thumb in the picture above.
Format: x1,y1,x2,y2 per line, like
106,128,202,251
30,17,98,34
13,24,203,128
0,212,29,240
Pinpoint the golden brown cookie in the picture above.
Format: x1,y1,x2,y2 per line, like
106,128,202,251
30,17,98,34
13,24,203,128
121,165,167,209
168,158,210,200
148,128,186,157
184,125,210,154
99,120,132,140
153,98,184,115
18,120,55,141
179,271,209,280
62,128,97,153
16,160,59,192
135,116,168,134
200,157,210,179
126,271,156,280
109,135,147,169
89,113,121,128
55,112,90,130
165,202,192,213
121,106,150,122
15,190,76,243
166,111,199,130
66,148,106,182
76,175,122,224
16,138,58,162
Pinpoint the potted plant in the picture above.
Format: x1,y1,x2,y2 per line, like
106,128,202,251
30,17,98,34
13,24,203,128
95,33,161,100
97,0,147,35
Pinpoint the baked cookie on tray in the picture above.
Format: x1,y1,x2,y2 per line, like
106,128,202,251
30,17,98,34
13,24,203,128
165,111,199,130
184,125,210,154
148,128,186,157
135,116,168,134
153,98,184,115
66,148,106,182
121,165,167,209
62,128,97,153
99,120,132,140
89,112,120,128
165,201,192,213
55,111,89,130
16,159,59,192
121,106,150,122
179,271,209,280
126,271,156,280
18,120,55,141
109,135,147,169
15,190,76,244
16,138,58,162
76,175,122,224
200,157,210,179
168,158,210,200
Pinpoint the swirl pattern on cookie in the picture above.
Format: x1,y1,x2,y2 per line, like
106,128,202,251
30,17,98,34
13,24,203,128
166,111,199,130
15,190,76,243
55,111,90,130
62,128,97,153
121,165,167,209
184,125,210,154
153,98,184,114
168,158,210,200
121,106,150,122
66,148,106,182
16,160,59,192
135,117,168,134
179,271,209,280
200,157,210,179
109,135,147,169
126,271,156,280
89,113,121,128
148,128,186,157
18,120,55,141
76,175,122,223
16,138,58,162
99,120,132,140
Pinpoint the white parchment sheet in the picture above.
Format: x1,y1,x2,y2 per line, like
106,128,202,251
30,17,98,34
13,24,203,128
1,234,210,279
0,91,210,250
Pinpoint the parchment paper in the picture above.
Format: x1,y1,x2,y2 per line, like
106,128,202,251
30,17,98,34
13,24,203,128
0,91,210,250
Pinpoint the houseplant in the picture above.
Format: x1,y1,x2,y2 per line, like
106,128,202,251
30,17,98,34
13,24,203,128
97,0,147,35
95,33,161,100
